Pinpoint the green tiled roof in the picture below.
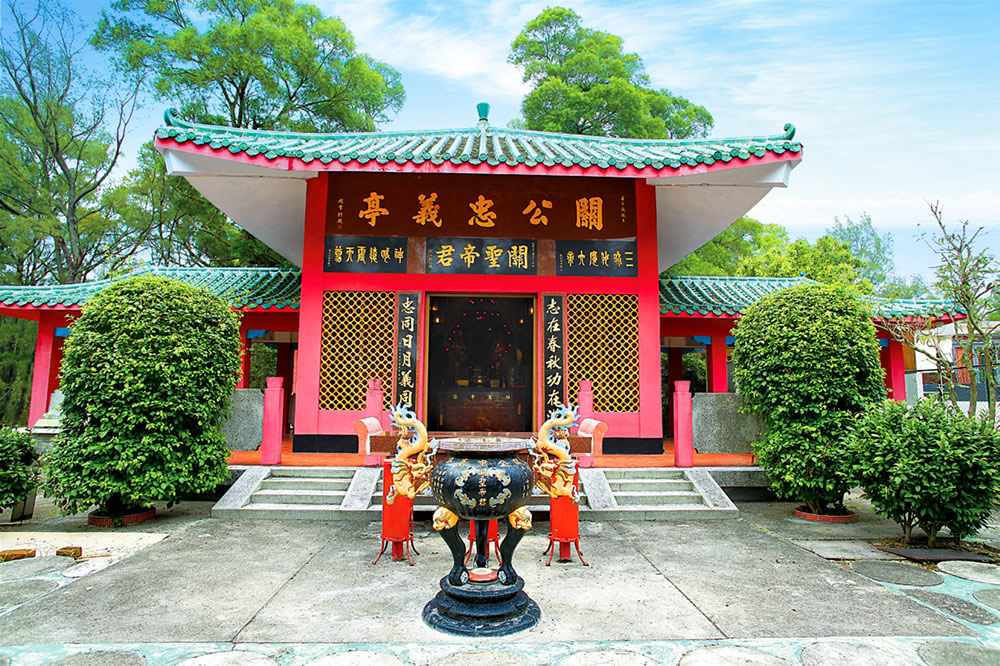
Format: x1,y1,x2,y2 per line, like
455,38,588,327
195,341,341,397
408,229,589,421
155,109,802,173
0,266,301,310
660,275,960,319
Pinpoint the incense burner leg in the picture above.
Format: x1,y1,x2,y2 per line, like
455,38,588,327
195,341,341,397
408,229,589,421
498,507,532,585
433,507,468,585
474,519,490,568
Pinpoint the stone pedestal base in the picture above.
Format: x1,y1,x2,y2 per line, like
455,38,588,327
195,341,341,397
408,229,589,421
422,575,540,636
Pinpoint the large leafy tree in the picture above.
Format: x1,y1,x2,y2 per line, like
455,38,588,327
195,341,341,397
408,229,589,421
509,7,712,139
0,0,146,285
93,0,404,132
664,217,788,276
737,236,873,292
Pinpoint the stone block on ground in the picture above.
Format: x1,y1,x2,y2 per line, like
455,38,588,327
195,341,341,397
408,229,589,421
692,392,761,454
56,546,83,559
222,388,264,451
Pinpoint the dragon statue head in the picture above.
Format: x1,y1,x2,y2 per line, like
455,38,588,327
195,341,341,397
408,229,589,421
387,403,434,502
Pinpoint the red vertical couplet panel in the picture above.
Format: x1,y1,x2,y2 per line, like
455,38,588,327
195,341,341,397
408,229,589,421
886,338,907,402
672,380,693,467
707,334,729,393
634,180,663,440
28,314,57,428
295,174,330,436
261,377,284,465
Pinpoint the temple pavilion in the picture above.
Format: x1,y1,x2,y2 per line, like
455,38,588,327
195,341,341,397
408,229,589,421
0,106,956,460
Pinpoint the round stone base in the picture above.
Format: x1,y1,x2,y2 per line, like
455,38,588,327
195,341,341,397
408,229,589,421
423,575,540,637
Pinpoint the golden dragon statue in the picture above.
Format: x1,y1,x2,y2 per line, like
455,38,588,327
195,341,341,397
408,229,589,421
385,403,436,505
531,403,579,500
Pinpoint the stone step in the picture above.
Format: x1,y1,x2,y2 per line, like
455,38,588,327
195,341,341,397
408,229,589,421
260,478,353,491
606,479,693,492
269,467,357,479
613,491,704,506
581,504,735,521
212,503,370,521
601,468,689,480
250,489,347,505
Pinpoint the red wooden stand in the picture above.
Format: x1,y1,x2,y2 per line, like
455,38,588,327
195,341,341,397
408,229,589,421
373,458,419,565
465,519,502,566
544,472,588,566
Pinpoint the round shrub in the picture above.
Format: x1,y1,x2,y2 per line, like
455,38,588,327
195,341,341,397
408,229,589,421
846,399,1000,547
43,276,241,522
733,284,885,513
0,427,39,510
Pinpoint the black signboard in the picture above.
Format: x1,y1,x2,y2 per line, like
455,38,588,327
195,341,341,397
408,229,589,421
324,236,407,273
541,294,567,412
555,240,637,277
394,292,420,409
425,237,537,275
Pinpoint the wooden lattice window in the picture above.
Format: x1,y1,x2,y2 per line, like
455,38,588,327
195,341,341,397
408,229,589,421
319,290,394,411
566,293,639,412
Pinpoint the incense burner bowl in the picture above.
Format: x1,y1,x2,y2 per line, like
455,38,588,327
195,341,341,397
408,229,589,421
430,438,534,521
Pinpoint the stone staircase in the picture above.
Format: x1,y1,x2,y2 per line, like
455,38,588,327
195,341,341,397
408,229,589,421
213,466,736,520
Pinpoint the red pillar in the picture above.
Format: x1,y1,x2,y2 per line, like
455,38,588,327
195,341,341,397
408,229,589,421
294,174,329,436
237,322,251,389
885,338,907,402
49,336,65,393
635,180,663,439
261,377,284,465
672,380,693,467
706,335,728,393
276,343,294,433
28,314,58,428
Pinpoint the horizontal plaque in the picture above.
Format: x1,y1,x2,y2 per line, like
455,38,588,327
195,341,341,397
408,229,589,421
555,240,637,277
425,238,537,275
324,236,407,273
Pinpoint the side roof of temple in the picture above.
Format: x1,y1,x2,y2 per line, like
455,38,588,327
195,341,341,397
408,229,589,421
1,268,958,321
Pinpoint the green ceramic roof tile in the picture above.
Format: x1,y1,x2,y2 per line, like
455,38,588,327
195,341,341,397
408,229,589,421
659,275,961,319
0,266,301,310
155,109,802,174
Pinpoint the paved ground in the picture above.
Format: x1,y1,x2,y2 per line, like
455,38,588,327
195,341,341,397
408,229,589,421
2,494,1000,665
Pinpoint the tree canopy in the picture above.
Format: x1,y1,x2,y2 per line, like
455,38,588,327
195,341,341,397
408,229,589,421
664,217,788,276
509,7,712,139
93,0,405,132
736,236,873,292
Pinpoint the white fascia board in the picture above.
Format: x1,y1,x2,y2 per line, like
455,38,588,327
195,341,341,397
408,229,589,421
157,147,314,266
646,159,797,188
159,147,318,180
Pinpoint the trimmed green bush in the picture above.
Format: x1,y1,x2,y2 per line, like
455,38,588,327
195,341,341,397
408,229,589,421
733,284,885,513
0,427,38,511
846,399,1000,547
43,276,241,523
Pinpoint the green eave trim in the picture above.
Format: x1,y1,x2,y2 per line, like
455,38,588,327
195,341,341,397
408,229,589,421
0,266,302,310
659,275,960,320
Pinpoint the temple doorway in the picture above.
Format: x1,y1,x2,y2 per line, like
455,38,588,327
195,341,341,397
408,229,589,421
427,296,534,432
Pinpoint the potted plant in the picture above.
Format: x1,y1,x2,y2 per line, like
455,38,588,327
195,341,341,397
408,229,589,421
732,284,885,519
43,276,241,527
0,427,39,522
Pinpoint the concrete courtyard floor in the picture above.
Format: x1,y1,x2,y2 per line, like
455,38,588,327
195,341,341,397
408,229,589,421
2,494,1000,665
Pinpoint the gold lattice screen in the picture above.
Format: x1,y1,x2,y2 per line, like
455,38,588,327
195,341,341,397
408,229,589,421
319,290,395,411
566,293,639,412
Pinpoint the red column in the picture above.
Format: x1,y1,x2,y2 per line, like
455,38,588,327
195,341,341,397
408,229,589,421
237,325,251,389
49,336,65,393
28,314,57,428
365,377,385,428
672,380,693,467
261,377,284,465
885,338,907,402
667,348,683,429
294,174,329,436
706,335,728,393
276,343,294,433
635,180,663,439
576,380,594,419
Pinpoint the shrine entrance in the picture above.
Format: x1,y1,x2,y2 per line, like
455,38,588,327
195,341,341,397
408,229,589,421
427,295,534,432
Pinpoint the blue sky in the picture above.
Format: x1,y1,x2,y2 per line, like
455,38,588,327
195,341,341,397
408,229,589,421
11,0,1000,280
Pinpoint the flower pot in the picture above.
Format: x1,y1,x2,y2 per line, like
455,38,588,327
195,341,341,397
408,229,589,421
794,506,858,523
7,489,37,522
87,507,156,527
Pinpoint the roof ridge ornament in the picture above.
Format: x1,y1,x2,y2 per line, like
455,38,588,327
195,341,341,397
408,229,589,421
163,108,193,129
476,102,490,124
783,123,796,140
